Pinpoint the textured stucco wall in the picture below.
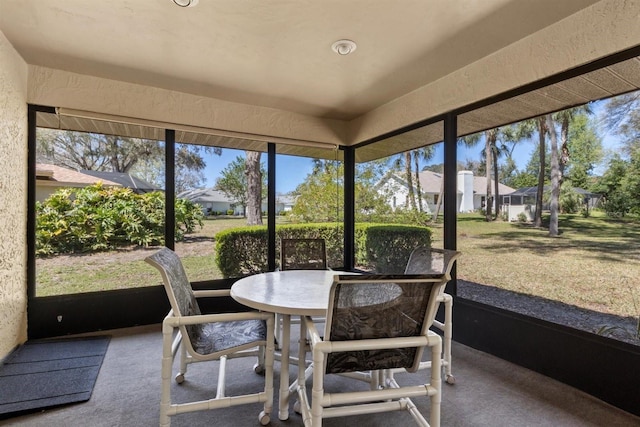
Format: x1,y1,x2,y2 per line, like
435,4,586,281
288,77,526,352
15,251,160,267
348,0,640,144
0,31,28,359
27,67,347,146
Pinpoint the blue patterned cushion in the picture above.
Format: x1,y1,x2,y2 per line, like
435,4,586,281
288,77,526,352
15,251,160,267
146,248,267,356
193,319,267,355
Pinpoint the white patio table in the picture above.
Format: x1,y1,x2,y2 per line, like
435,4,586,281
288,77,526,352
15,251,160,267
230,269,358,420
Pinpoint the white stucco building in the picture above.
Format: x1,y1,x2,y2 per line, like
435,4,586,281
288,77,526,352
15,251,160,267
377,170,515,214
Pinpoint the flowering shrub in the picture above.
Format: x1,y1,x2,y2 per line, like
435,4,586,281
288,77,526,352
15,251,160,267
36,183,203,256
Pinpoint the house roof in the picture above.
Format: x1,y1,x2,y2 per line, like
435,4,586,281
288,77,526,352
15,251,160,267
417,171,447,194
178,188,234,204
36,163,121,187
277,195,297,205
419,171,513,194
470,176,516,197
80,170,161,193
508,186,600,197
392,170,516,197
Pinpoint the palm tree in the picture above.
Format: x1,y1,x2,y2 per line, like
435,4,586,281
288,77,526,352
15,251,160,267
484,130,494,220
404,151,416,210
555,105,593,182
412,146,436,212
546,114,560,236
462,128,506,222
534,117,547,228
480,128,510,221
501,121,536,187
547,105,593,235
391,152,417,211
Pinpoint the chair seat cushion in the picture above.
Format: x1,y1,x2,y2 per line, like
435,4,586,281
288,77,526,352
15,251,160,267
192,319,267,355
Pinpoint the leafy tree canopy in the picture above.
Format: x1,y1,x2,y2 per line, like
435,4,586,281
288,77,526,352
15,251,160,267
290,161,392,223
36,129,220,193
564,113,603,189
215,155,266,212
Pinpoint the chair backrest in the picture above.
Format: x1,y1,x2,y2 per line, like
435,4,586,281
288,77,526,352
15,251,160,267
145,247,203,343
324,273,447,374
280,238,327,270
404,247,461,282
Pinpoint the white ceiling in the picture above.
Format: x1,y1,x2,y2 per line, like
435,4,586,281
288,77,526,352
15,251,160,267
0,0,600,121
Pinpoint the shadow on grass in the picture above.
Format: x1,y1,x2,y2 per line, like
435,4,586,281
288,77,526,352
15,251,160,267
458,215,640,263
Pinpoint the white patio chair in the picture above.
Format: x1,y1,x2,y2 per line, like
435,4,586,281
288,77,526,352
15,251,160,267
145,247,275,427
403,247,461,384
297,273,447,427
276,238,329,350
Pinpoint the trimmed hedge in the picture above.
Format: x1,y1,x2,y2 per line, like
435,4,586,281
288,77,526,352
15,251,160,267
355,223,432,273
215,223,431,277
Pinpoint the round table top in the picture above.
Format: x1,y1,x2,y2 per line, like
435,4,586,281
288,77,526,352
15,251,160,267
231,270,357,316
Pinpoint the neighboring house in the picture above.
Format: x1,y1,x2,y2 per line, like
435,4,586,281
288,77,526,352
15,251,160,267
35,163,121,202
178,188,242,215
504,186,601,222
80,170,162,194
376,170,515,214
277,194,297,212
178,188,288,216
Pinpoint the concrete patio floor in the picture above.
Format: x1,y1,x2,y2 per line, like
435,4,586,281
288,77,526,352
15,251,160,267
1,324,638,427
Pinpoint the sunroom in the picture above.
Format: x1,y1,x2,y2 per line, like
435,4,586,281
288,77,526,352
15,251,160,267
1,0,639,423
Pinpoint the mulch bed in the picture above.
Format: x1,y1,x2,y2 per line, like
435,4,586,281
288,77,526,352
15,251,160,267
457,280,639,346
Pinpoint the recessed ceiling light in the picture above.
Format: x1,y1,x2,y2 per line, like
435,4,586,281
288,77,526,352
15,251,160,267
172,0,198,7
331,39,357,56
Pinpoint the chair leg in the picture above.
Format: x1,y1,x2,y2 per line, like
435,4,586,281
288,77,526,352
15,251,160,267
260,327,275,425
278,314,291,421
176,339,188,383
216,355,228,399
430,334,442,427
160,322,174,427
252,342,267,375
275,313,283,350
310,346,327,427
442,294,454,384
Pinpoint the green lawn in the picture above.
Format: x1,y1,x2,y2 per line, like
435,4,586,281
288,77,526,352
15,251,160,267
432,212,640,319
36,212,640,323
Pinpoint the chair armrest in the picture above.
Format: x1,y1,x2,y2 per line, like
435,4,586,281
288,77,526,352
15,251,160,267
193,289,231,298
302,316,323,346
164,310,273,328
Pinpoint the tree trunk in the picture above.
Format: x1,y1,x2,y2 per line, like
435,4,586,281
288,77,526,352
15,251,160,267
432,178,444,223
404,151,416,210
413,151,423,212
535,117,546,228
546,114,560,236
485,130,494,221
245,151,263,225
560,115,570,182
493,144,500,220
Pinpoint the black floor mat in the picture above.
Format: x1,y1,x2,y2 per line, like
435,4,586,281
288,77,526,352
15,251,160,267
0,336,110,418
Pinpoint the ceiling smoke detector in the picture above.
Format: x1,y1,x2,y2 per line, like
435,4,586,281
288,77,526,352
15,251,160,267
331,39,357,56
172,0,199,7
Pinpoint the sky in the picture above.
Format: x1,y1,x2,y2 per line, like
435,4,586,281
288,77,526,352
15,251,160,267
201,103,621,194
202,149,317,194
